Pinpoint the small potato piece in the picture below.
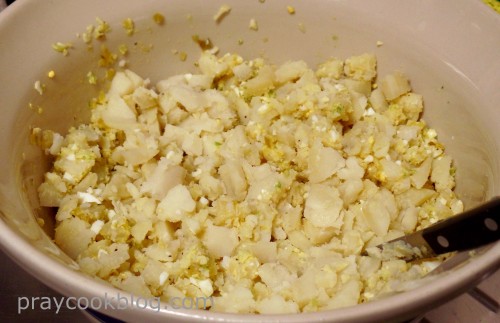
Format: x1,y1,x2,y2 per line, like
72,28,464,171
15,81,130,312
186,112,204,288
256,295,299,314
380,72,411,100
101,95,137,130
55,217,94,259
80,242,130,278
291,267,320,306
131,220,152,243
109,70,143,96
257,263,296,290
38,172,67,207
363,189,397,236
203,223,239,258
157,184,196,222
141,163,186,200
198,52,229,78
316,58,344,79
325,280,361,309
431,156,454,191
339,178,364,205
344,53,377,81
251,240,277,263
411,157,432,189
399,188,436,207
114,275,153,298
380,159,403,182
308,143,345,183
400,206,418,232
275,60,308,84
338,157,365,180
303,219,336,245
369,88,388,113
304,184,344,229
212,286,256,313
218,161,248,201
395,92,423,121
168,84,206,113
244,65,275,96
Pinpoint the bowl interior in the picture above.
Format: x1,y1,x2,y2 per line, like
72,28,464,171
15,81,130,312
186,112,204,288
0,0,499,322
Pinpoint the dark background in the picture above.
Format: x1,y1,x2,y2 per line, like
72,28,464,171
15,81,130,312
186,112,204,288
0,249,90,322
0,0,498,322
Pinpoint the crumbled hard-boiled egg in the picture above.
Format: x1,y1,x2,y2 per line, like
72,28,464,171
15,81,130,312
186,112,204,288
37,51,463,313
249,19,258,31
213,4,231,23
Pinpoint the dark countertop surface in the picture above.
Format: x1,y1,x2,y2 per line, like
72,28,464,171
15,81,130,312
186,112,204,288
0,1,498,322
0,248,90,322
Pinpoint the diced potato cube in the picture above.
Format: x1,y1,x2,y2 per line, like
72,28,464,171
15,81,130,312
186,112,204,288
212,286,256,313
157,184,196,222
256,295,299,314
244,65,275,96
55,217,94,259
308,142,345,183
381,72,411,100
109,70,143,96
369,88,388,112
218,161,248,201
411,157,432,189
202,223,238,258
141,162,186,200
38,172,67,207
325,280,361,309
363,189,397,236
304,184,344,229
344,53,377,81
316,58,344,79
101,94,137,130
275,60,308,84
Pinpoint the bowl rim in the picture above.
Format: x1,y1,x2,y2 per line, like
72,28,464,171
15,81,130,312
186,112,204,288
0,0,499,322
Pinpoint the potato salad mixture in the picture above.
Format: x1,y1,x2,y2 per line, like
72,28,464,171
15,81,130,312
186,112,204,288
36,51,463,313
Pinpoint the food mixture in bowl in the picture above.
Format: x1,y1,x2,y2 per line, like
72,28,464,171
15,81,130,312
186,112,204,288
34,51,463,313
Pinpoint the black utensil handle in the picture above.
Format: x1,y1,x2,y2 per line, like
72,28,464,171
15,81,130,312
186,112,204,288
422,197,500,254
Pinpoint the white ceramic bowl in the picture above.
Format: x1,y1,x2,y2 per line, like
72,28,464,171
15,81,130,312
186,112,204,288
0,0,499,322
